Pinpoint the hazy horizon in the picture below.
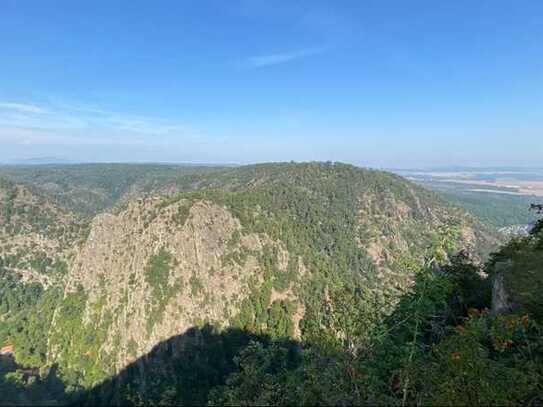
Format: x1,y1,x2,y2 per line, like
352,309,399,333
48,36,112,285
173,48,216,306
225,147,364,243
3,156,543,173
1,1,542,167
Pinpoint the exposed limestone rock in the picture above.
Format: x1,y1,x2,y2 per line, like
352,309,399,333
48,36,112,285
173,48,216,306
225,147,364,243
491,266,514,315
53,196,304,375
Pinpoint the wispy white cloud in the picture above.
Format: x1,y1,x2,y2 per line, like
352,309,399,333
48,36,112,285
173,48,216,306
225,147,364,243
0,125,168,147
246,46,325,68
0,100,201,147
0,102,45,114
0,102,198,136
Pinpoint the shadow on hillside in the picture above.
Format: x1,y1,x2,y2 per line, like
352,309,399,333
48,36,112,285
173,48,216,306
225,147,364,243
1,325,293,406
75,325,299,406
0,269,465,407
1,255,493,406
0,325,293,406
0,358,66,406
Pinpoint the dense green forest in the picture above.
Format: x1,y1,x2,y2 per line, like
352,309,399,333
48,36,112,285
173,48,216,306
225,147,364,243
440,189,539,229
2,213,540,406
410,178,541,229
0,163,540,406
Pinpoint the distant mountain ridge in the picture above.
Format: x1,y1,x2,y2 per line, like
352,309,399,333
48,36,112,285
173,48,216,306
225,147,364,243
2,157,79,165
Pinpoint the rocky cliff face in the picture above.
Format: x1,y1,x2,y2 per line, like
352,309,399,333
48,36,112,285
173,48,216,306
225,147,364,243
47,196,303,382
491,265,513,315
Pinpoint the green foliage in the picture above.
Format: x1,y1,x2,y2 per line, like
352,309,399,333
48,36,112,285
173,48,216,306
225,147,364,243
144,247,175,299
144,247,181,334
421,181,540,229
0,177,86,247
232,280,272,333
45,287,117,389
267,300,295,338
209,340,301,406
0,362,68,406
189,273,204,297
127,340,138,358
79,326,256,407
0,267,62,369
0,267,43,320
172,201,192,226
410,312,542,406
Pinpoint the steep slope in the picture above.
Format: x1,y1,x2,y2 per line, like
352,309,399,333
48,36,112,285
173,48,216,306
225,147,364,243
0,177,87,371
40,162,500,388
0,177,84,287
49,197,302,384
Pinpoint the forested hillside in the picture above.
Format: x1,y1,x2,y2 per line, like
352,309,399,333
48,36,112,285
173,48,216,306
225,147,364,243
2,163,539,406
438,189,538,229
2,163,534,231
0,164,224,217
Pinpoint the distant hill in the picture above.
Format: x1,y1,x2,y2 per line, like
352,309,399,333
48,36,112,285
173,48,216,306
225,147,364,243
0,163,227,216
3,157,79,165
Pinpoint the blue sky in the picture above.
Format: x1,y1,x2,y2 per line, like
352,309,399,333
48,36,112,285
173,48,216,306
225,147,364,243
0,0,541,167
